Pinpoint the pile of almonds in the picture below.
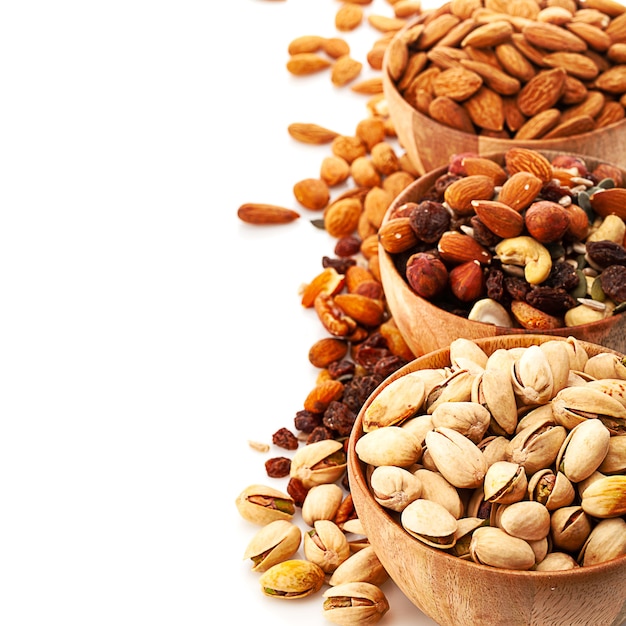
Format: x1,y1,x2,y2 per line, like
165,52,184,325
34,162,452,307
236,0,626,624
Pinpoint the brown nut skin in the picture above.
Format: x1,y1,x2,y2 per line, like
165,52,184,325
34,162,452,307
524,201,571,244
449,260,485,302
405,252,448,299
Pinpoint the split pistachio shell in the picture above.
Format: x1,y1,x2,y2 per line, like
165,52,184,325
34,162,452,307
556,419,610,483
355,426,421,467
401,498,458,549
498,500,551,541
580,474,626,518
527,469,575,511
430,401,491,443
550,505,593,552
302,483,345,527
243,520,302,572
578,517,626,566
259,559,325,599
369,465,422,512
235,484,295,525
322,582,390,626
483,460,528,504
468,298,513,327
511,344,554,405
328,545,388,587
425,368,475,413
584,352,626,380
535,552,579,571
508,415,567,475
562,337,589,372
362,371,425,431
303,519,351,573
290,439,347,488
449,517,487,558
599,435,626,474
469,526,536,570
471,368,518,435
413,468,464,519
551,386,626,432
515,403,554,434
540,340,571,395
449,337,488,374
424,427,487,489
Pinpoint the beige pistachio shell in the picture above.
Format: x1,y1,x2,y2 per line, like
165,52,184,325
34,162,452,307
483,460,528,504
449,517,488,558
243,520,302,572
551,386,626,431
290,439,347,489
556,418,610,483
578,517,626,566
469,526,535,570
471,368,518,435
328,545,388,587
586,378,626,410
508,417,567,476
511,344,554,406
362,371,426,431
303,519,351,574
430,401,491,443
535,552,579,571
599,435,626,474
425,426,487,489
528,537,549,564
235,483,295,525
369,465,422,512
466,487,495,521
302,483,345,527
425,368,475,413
355,426,421,468
577,470,606,499
563,336,589,372
580,474,626,518
527,469,575,511
485,347,515,372
515,403,554,434
539,340,571,395
479,435,511,467
322,581,390,626
401,498,458,549
449,337,488,374
414,468,464,519
583,352,626,380
259,559,325,599
550,505,593,553
400,413,433,448
498,500,551,541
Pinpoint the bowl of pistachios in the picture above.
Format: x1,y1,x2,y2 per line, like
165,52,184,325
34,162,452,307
347,334,626,626
377,147,626,358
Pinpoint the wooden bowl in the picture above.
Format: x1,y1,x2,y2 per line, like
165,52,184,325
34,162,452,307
379,151,626,357
347,335,626,626
383,21,626,176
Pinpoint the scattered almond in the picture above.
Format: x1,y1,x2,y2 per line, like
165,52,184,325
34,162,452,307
288,122,339,144
237,203,300,225
286,53,332,76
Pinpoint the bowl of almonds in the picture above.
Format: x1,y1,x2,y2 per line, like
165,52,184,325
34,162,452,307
383,0,626,175
347,333,626,626
377,147,626,357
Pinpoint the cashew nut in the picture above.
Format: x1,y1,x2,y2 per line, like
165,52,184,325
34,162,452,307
587,214,626,244
494,236,552,285
468,298,513,327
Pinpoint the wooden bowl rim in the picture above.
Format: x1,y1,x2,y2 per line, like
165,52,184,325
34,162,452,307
347,334,626,580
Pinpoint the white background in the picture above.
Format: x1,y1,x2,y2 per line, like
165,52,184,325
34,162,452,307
1,1,439,624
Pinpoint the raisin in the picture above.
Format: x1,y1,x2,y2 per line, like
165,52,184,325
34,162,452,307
486,267,505,302
504,276,531,301
408,200,451,243
334,235,361,257
600,265,626,303
433,172,461,199
540,181,573,203
265,456,291,478
306,426,335,444
286,477,309,508
323,401,356,437
544,260,580,291
322,255,356,274
327,359,356,380
294,410,323,433
526,286,577,315
272,427,299,450
374,355,409,378
470,216,501,247
586,241,626,268
342,373,384,413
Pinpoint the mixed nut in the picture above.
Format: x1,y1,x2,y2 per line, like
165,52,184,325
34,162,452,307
355,336,626,570
383,147,626,329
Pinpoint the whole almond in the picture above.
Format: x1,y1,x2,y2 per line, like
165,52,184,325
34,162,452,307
364,186,393,229
288,122,339,144
336,3,363,31
585,0,626,18
308,337,349,368
505,147,553,183
461,156,508,185
472,200,525,238
378,217,419,254
444,174,496,215
237,203,300,225
288,35,325,55
331,55,363,86
321,37,351,59
608,42,626,63
356,117,386,151
595,64,626,93
437,231,492,265
498,171,544,211
438,19,478,48
429,96,475,133
371,142,400,175
386,36,409,81
595,100,626,127
514,108,561,139
332,135,367,163
461,20,515,48
367,14,407,32
589,186,626,219
432,67,483,101
450,0,483,20
495,42,537,82
334,293,386,327
566,21,612,51
393,0,423,18
351,156,382,188
293,178,330,210
324,197,363,238
418,14,462,50
511,32,550,67
516,67,567,116
463,86,505,131
543,51,600,80
503,96,528,132
320,155,351,186
459,59,522,96
561,74,589,104
522,21,587,51
351,77,384,94
560,90,605,121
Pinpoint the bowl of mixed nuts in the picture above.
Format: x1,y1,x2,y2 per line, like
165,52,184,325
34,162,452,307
377,147,626,357
383,0,626,175
347,333,626,626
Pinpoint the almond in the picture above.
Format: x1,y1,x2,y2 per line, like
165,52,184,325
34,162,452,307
303,378,345,412
459,59,522,96
514,107,561,139
321,37,350,59
324,197,363,238
237,203,300,225
320,155,351,186
497,171,544,212
428,95,475,132
331,55,363,86
356,117,386,150
286,53,332,76
301,268,346,308
595,64,626,93
437,231,492,265
495,42,537,82
393,0,423,19
379,317,415,361
288,35,325,55
331,135,367,163
334,293,386,327
460,156,508,185
463,86,505,131
522,21,588,52
461,20,514,48
585,0,626,18
418,14,462,50
589,186,626,219
293,178,330,210
595,100,626,127
444,174,496,215
543,51,600,80
351,156,382,188
386,36,409,81
516,67,567,116
350,77,384,94
472,200,525,238
371,142,400,176
503,96,528,132
437,19,478,48
561,74,589,104
450,0,483,20
427,46,468,70
288,122,339,144
511,32,550,67
335,3,363,31
433,66,483,101
608,42,626,63
566,21,612,51
308,337,349,368
560,90,605,121
367,14,407,32
504,147,553,183
345,265,377,294
378,217,419,254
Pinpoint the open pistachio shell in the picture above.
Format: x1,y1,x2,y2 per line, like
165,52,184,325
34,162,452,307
551,386,626,432
586,378,626,410
414,468,465,519
578,517,626,566
599,435,626,474
511,344,554,406
401,498,458,549
328,545,388,587
469,526,535,570
259,559,325,599
369,465,422,512
355,426,421,468
449,337,488,374
471,368,518,435
508,416,567,476
556,418,610,483
540,340,571,395
243,520,302,572
430,401,491,443
527,469,575,511
550,505,592,553
302,483,345,527
303,519,351,574
479,435,511,467
583,352,626,380
323,581,390,626
235,484,295,525
483,460,528,505
290,439,347,489
425,368,475,413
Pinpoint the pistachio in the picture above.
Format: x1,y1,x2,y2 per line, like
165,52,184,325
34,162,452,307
586,378,626,410
599,435,626,474
322,582,390,626
362,371,425,431
540,340,571,395
425,426,488,489
401,498,458,549
471,368,518,435
235,484,296,525
369,465,422,512
430,401,491,443
578,517,626,566
479,435,511,467
528,537,549,565
483,460,528,504
243,520,302,573
425,368,475,412
562,337,590,372
550,505,593,553
413,468,465,519
449,337,488,374
302,483,345,527
511,344,554,405
580,474,626,518
535,552,579,571
498,500,551,542
290,439,347,488
303,519,351,573
449,517,487,558
400,412,434,448
527,469,575,511
469,526,536,570
328,545,388,587
583,352,626,380
551,385,626,432
259,559,325,599
355,426,421,467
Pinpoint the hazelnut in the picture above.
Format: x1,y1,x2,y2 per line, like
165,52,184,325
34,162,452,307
449,260,485,302
405,252,448,299
524,201,571,244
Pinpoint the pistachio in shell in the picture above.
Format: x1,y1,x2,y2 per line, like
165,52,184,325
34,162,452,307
322,581,390,626
235,483,296,525
414,468,465,519
539,339,571,396
586,378,626,411
355,426,421,468
535,552,579,571
599,435,626,474
425,368,475,413
328,545,388,587
469,526,535,570
583,352,626,380
430,400,491,443
302,483,345,527
449,337,488,374
551,385,626,432
550,505,593,553
259,558,325,599
483,460,528,505
401,498,458,549
578,517,626,566
498,500,550,542
479,435,511,467
471,368,518,435
290,439,347,488
369,465,422,512
555,418,610,483
303,519,351,574
511,344,554,406
527,469,575,511
243,520,302,572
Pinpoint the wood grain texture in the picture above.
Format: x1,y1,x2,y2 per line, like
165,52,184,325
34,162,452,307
347,335,626,626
